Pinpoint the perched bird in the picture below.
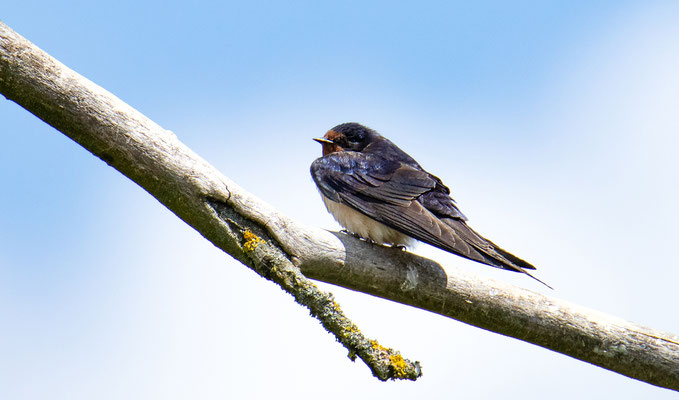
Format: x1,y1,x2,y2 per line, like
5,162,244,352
310,122,550,288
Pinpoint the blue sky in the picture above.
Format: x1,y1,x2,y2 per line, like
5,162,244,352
2,1,679,399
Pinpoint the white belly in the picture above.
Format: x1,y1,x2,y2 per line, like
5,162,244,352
321,196,414,247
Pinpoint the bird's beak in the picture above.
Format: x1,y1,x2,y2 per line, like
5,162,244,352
313,137,334,145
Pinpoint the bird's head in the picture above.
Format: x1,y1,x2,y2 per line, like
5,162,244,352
314,122,377,155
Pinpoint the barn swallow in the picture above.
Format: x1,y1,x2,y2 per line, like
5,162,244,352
311,122,550,288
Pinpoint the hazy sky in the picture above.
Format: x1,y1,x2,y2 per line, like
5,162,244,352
2,1,678,399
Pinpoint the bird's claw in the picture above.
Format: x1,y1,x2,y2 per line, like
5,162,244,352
339,230,381,245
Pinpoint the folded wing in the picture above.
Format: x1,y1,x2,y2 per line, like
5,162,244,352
311,152,538,276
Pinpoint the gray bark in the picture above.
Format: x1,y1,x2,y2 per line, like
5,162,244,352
1,21,678,390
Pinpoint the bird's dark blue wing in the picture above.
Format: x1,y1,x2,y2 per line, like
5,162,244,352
310,152,478,251
311,152,466,218
310,151,539,276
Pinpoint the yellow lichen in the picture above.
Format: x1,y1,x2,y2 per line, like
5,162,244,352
243,229,262,252
370,340,388,352
343,324,360,334
389,354,408,379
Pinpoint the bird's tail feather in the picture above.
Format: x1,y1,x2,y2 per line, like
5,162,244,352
440,218,553,289
492,245,535,270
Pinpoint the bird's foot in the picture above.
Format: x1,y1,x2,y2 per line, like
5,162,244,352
340,230,384,246
391,244,407,251
340,229,373,242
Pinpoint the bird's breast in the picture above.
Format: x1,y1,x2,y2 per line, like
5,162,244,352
320,195,414,247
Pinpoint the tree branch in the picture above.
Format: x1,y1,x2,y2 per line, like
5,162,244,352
0,20,420,381
1,21,678,390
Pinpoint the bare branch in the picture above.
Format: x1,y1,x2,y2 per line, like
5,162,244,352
1,21,677,390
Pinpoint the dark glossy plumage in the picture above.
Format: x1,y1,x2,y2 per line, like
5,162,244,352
311,122,549,287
